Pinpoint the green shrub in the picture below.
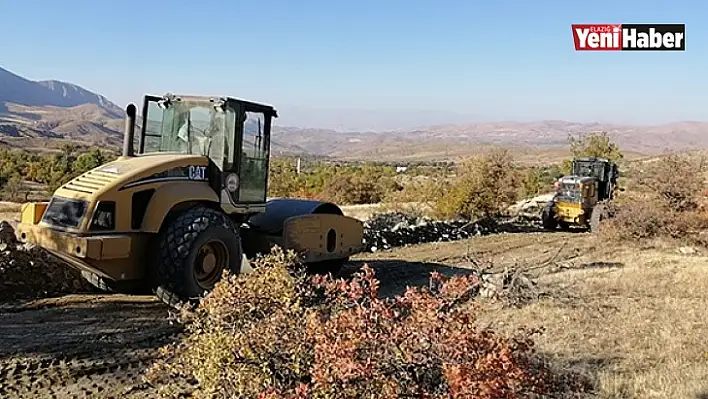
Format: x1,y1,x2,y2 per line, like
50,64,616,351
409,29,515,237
433,148,521,220
0,146,116,199
381,177,447,217
561,131,624,174
267,159,401,205
518,164,565,198
568,131,623,162
144,247,571,399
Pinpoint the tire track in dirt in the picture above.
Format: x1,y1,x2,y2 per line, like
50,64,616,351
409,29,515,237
0,295,180,398
0,349,158,398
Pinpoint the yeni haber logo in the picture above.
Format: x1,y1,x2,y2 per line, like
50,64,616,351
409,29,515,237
572,24,685,51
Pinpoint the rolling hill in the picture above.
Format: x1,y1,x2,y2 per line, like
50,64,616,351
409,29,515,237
0,66,125,149
1,65,708,160
287,120,708,161
0,67,122,114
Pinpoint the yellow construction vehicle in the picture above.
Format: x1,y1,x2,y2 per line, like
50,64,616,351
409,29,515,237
15,94,364,306
541,157,619,232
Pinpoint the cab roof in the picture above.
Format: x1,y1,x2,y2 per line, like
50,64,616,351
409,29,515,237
144,93,278,117
573,156,614,165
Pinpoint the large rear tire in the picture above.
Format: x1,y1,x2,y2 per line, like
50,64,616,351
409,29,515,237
541,202,558,230
589,203,608,233
153,206,243,307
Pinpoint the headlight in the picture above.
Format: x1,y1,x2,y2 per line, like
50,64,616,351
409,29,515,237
90,201,115,230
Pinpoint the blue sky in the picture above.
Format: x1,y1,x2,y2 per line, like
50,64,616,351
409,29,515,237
1,0,705,129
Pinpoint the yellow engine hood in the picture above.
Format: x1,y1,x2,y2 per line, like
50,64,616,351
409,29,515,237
54,153,210,200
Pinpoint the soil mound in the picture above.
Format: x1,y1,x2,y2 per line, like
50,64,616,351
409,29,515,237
0,221,91,301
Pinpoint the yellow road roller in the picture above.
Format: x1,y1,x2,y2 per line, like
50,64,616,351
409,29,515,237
16,93,365,306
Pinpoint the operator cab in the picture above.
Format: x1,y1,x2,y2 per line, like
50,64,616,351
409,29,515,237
570,157,618,201
135,93,277,210
552,157,618,205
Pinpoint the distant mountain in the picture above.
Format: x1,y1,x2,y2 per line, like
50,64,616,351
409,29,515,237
0,66,123,115
0,67,317,155
1,65,707,160
270,120,708,161
0,66,126,148
36,80,124,117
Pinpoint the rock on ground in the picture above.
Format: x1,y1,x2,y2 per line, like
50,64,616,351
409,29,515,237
362,212,489,252
361,211,537,252
507,193,555,218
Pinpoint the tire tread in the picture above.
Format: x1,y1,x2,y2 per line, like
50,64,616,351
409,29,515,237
153,206,241,308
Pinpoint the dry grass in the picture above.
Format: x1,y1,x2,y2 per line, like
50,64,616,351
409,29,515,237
353,232,708,399
339,202,427,221
0,201,21,213
0,201,22,217
0,201,22,226
600,152,708,249
479,247,708,399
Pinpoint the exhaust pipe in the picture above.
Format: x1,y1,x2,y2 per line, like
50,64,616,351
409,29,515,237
122,103,137,157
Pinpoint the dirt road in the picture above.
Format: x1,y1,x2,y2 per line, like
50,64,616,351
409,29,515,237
0,295,177,398
0,230,582,398
1,230,706,398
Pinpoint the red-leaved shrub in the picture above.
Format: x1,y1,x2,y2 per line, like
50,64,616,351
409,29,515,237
144,248,573,399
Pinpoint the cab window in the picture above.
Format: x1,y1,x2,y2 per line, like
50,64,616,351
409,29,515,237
238,111,269,202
